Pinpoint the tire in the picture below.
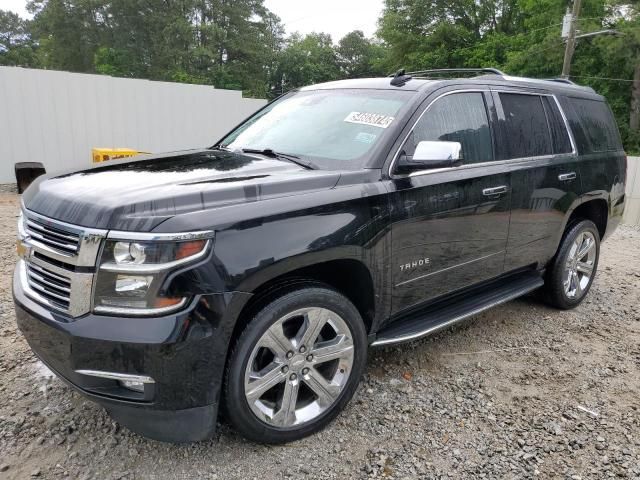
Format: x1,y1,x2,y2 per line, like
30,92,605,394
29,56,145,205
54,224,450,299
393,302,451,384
543,219,600,309
224,284,367,444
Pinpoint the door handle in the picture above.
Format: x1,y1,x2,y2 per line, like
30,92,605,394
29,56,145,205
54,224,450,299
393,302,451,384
483,186,508,196
558,172,577,181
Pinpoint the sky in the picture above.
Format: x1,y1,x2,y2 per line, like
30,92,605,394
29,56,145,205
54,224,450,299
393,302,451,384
2,0,385,42
3,0,29,17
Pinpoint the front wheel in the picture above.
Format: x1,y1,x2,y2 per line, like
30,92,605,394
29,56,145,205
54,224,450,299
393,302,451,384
543,219,600,309
224,285,367,444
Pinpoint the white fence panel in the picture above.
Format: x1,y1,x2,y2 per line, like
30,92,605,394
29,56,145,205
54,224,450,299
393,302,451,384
624,156,640,226
0,67,266,183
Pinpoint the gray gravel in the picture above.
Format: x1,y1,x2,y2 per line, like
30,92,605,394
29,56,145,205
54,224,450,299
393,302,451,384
1,192,639,479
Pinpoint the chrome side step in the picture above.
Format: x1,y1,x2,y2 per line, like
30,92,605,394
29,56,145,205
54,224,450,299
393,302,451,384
372,272,544,347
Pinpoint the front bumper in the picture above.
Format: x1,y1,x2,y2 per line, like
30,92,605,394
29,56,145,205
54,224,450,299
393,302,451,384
13,264,251,443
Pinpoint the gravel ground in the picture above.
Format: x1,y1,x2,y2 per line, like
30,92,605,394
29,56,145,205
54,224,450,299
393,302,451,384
1,191,639,479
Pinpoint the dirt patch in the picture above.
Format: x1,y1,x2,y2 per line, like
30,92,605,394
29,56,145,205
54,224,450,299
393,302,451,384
1,193,639,479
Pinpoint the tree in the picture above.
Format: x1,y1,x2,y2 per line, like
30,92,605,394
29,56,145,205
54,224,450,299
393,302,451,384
95,0,198,81
272,33,340,94
189,0,286,96
337,30,385,78
0,9,39,67
377,0,524,71
377,0,640,153
27,0,107,72
25,0,286,97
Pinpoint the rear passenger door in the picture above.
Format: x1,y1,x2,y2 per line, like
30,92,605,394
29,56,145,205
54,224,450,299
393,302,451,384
491,88,579,271
388,88,511,316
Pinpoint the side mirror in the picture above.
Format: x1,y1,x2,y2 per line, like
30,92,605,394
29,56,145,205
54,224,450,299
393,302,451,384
396,141,463,173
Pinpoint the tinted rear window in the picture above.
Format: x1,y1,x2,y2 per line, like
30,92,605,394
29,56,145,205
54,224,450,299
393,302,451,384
541,96,573,154
568,97,622,153
499,93,552,158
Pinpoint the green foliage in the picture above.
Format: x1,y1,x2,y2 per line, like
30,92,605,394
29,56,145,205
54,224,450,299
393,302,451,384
0,9,39,67
26,0,105,72
25,0,286,97
378,0,640,153
271,33,340,95
337,30,386,78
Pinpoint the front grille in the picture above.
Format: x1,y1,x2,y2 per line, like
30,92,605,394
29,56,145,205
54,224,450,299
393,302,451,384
25,262,72,310
25,217,81,255
19,210,106,317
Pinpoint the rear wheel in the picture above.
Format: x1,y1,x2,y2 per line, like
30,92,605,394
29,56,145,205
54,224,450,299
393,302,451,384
224,285,367,443
544,219,600,309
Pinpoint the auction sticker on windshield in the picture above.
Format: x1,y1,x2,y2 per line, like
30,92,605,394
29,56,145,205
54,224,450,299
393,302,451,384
344,112,395,129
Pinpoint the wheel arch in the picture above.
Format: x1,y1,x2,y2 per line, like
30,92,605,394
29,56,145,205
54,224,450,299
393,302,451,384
551,193,608,249
230,252,377,352
563,194,609,240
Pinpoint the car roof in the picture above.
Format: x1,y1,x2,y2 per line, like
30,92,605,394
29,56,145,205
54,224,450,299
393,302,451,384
299,77,439,92
299,73,603,100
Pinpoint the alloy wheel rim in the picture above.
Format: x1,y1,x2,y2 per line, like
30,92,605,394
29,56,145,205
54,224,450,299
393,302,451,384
244,307,355,428
563,231,597,299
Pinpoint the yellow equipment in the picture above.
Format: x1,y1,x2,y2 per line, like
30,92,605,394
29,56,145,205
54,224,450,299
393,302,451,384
92,148,147,163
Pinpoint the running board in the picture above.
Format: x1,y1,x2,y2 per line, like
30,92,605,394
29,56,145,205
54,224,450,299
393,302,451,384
372,272,544,346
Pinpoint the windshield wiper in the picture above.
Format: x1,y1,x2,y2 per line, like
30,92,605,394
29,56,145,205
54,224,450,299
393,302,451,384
241,148,316,170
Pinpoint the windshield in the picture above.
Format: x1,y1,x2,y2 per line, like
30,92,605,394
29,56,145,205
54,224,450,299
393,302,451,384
219,89,414,169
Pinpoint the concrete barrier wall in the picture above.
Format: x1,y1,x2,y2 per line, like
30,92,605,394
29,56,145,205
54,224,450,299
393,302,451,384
0,67,266,183
624,156,640,226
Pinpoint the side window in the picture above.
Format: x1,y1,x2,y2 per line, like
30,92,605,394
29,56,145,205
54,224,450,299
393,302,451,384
568,97,622,152
499,93,553,158
541,96,573,154
406,92,493,164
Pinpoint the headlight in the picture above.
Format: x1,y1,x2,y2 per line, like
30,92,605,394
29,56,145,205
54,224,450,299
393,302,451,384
93,236,212,315
106,240,208,269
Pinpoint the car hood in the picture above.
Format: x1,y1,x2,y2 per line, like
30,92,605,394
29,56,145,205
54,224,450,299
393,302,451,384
22,149,343,231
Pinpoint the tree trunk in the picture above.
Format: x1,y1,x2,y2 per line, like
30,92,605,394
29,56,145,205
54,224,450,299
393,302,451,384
631,63,640,132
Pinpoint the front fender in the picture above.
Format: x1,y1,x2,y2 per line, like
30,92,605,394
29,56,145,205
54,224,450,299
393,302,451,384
160,183,391,294
231,246,366,293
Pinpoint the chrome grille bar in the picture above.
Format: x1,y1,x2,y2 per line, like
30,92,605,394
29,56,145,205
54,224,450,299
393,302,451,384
26,219,80,243
18,258,94,317
26,262,71,285
21,209,107,268
24,261,72,310
27,267,72,294
25,218,80,254
28,280,70,305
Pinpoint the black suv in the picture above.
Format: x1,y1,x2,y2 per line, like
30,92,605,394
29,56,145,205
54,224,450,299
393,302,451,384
14,68,626,444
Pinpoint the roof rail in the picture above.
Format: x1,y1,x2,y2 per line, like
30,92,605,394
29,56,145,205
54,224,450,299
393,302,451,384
543,78,577,85
407,68,506,77
501,75,595,92
385,68,596,92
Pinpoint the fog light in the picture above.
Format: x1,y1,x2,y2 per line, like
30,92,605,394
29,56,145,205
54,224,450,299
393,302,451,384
120,379,145,393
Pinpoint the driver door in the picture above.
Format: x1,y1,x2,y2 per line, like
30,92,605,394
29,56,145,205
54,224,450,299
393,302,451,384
387,89,512,316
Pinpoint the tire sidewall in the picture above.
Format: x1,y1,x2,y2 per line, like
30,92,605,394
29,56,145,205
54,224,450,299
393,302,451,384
549,220,600,309
224,286,367,444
